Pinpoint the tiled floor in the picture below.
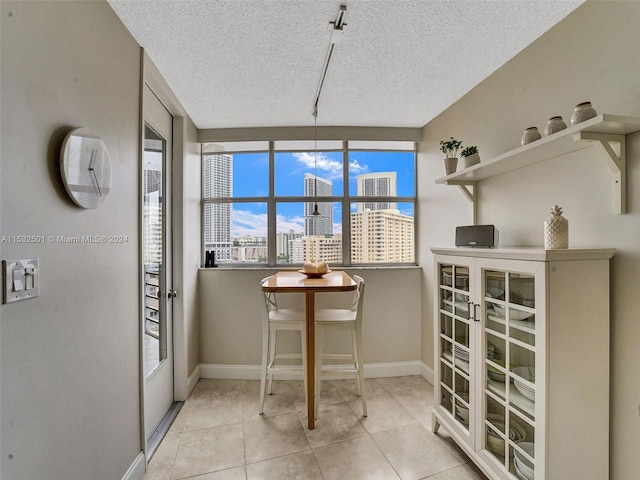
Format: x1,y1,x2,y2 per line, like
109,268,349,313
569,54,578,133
142,376,488,480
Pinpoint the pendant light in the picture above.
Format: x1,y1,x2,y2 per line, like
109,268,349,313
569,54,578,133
308,4,346,220
311,105,321,217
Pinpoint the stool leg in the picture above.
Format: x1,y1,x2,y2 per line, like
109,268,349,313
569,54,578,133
267,328,276,395
355,327,367,417
314,324,323,420
301,325,308,409
259,324,270,414
351,329,361,396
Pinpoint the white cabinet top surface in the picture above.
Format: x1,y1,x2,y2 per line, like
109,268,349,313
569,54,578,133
431,246,616,261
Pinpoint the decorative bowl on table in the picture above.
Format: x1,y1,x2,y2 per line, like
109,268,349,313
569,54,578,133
298,269,332,278
299,261,331,278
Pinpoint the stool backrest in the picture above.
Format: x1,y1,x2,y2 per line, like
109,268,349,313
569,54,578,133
351,275,366,316
259,276,278,323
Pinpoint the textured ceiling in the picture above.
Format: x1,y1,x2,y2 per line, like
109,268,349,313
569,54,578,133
107,0,584,129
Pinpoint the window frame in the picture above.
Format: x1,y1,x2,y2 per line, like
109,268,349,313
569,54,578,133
202,140,417,267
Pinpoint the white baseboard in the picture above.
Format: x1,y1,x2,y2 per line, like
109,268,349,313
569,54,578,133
187,364,201,393
198,361,424,381
421,361,434,385
121,451,145,480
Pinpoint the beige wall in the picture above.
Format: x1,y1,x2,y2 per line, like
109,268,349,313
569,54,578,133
418,1,640,478
1,1,140,478
199,267,422,368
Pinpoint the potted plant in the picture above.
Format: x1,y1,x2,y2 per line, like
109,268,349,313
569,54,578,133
461,145,481,169
439,137,463,175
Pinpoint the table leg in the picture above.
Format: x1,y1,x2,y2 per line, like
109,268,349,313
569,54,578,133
305,291,315,430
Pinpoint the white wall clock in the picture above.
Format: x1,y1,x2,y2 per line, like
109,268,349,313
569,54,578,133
60,128,112,209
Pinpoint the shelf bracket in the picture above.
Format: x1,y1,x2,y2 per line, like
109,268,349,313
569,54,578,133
575,132,626,214
454,182,477,224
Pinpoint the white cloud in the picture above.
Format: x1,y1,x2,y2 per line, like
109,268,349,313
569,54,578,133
276,213,305,234
349,158,369,175
231,209,267,237
292,152,343,180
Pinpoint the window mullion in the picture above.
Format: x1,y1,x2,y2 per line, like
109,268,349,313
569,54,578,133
342,140,351,266
268,141,276,266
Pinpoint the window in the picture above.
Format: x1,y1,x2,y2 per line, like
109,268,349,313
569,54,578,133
202,140,415,266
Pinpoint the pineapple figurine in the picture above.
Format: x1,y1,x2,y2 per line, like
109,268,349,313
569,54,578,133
544,205,568,249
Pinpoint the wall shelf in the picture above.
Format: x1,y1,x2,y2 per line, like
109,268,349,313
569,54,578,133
435,114,640,218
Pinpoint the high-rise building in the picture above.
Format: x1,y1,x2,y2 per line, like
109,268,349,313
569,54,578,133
356,172,397,211
304,173,333,236
289,235,342,264
276,229,303,262
142,160,162,265
350,208,414,263
203,152,233,260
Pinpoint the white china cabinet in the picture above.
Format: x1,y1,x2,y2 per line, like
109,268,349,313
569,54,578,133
431,247,615,480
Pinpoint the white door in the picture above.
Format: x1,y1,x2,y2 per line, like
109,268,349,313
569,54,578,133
142,85,175,451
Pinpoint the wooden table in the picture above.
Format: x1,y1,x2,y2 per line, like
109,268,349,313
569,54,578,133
261,270,357,429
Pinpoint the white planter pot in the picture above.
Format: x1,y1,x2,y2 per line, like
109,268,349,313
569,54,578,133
443,157,458,175
462,152,480,169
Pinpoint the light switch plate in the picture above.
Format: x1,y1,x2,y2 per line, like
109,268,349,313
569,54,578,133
2,258,39,304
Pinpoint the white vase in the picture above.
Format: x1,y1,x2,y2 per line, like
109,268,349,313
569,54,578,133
571,101,597,125
544,205,568,249
462,152,481,169
443,157,458,175
544,116,567,136
521,127,541,146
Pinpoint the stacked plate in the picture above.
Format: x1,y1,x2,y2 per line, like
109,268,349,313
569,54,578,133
514,442,535,480
513,367,535,401
485,414,526,456
453,341,495,361
453,344,469,361
487,359,507,382
454,393,470,425
492,304,532,320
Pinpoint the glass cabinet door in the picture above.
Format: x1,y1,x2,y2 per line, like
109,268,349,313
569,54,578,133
437,262,473,436
482,269,537,480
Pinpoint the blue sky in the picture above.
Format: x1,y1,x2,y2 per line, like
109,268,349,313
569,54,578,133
228,150,415,237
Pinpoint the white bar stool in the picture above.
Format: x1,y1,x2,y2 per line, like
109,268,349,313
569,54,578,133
259,276,307,415
314,274,367,418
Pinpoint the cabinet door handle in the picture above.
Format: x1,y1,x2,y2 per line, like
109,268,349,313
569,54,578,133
473,303,480,322
467,300,475,321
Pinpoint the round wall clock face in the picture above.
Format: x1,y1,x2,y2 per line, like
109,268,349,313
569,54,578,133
60,128,112,209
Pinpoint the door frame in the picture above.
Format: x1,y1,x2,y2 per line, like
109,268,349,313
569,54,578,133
139,48,190,458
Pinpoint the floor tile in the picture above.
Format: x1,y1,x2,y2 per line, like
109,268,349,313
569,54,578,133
328,378,387,402
183,395,244,431
301,402,368,448
426,463,489,480
170,424,245,480
348,393,415,434
372,423,466,480
147,377,485,480
243,412,311,464
243,380,306,421
246,450,323,480
190,379,247,398
376,375,430,394
143,433,181,480
391,382,434,421
420,416,473,464
314,436,401,480
187,466,247,480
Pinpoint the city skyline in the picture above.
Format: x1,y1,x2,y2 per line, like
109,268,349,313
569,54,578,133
216,150,414,238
